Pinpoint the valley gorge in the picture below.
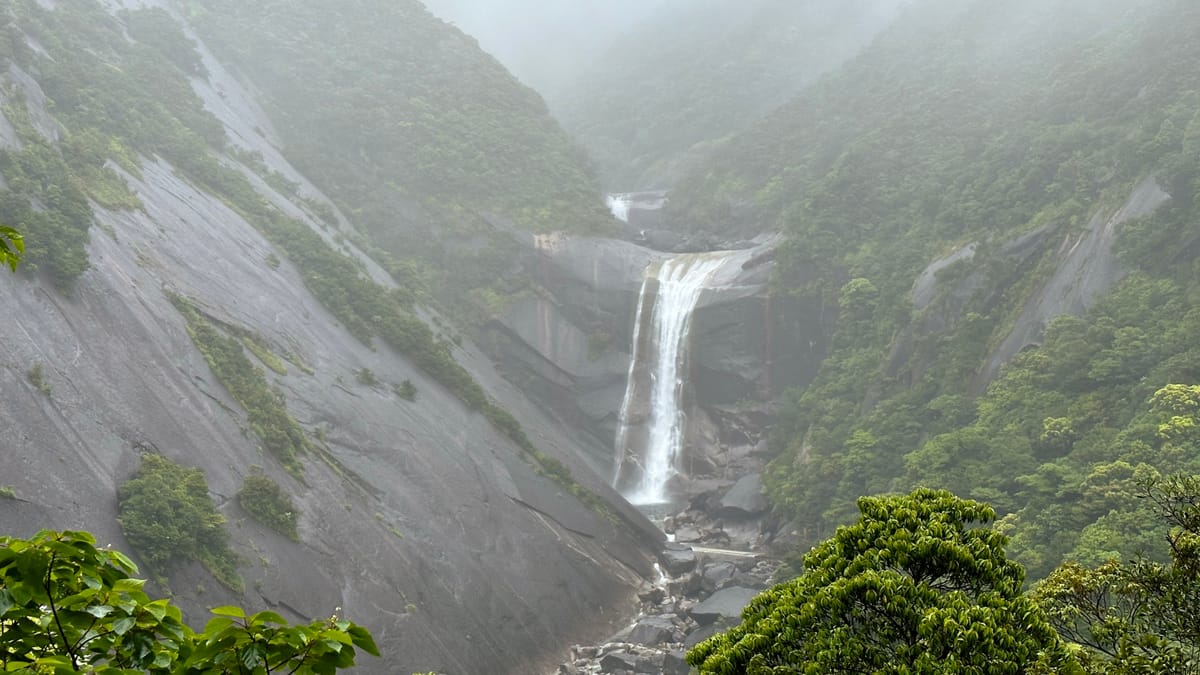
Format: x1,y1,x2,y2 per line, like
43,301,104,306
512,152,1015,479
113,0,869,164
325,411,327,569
4,0,1200,673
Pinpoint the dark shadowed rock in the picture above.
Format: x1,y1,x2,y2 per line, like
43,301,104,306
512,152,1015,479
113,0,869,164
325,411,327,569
662,545,698,575
689,586,760,624
720,473,769,517
701,561,737,592
668,572,702,597
662,650,691,675
684,617,737,648
628,615,678,645
639,587,666,605
599,651,640,673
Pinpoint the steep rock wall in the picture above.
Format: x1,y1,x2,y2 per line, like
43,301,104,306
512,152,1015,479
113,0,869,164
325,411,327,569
0,18,659,675
979,177,1171,383
482,231,830,479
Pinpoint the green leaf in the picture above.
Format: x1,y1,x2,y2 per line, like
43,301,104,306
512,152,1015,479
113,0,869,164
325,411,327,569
240,642,267,670
250,610,286,626
112,578,146,592
210,605,246,618
202,616,235,635
85,604,115,618
112,616,136,636
346,624,380,656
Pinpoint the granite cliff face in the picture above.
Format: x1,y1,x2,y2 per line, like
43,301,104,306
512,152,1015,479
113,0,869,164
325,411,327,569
481,228,833,493
0,3,660,673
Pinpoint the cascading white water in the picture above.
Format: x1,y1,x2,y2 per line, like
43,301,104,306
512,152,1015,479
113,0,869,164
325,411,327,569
606,193,633,223
615,254,728,505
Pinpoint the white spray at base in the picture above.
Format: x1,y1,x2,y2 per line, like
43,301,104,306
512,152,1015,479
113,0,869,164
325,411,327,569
615,254,729,505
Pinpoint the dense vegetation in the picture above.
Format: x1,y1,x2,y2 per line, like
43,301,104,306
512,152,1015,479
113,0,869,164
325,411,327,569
184,0,614,307
116,454,239,591
693,476,1200,673
690,489,1079,674
0,530,376,673
0,0,219,290
237,473,300,541
658,0,1200,579
170,295,308,478
553,0,902,190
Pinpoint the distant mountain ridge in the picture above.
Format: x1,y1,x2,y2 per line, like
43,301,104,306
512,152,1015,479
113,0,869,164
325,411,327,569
551,0,907,190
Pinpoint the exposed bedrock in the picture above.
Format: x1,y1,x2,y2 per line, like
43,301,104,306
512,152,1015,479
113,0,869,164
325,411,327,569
481,231,832,480
887,177,1172,392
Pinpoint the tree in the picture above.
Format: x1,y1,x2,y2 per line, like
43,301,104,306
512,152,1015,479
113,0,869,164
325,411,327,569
0,530,378,673
1035,473,1200,674
687,488,1080,674
117,454,238,590
0,226,23,272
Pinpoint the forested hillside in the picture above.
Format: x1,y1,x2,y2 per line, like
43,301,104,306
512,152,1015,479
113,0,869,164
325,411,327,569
552,0,904,190
183,0,613,306
663,0,1200,579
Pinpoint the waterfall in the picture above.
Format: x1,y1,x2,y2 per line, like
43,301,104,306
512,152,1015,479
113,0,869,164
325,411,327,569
606,193,633,223
614,253,728,505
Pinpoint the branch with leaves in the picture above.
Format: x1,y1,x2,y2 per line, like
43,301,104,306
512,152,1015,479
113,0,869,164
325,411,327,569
0,226,23,272
0,530,377,673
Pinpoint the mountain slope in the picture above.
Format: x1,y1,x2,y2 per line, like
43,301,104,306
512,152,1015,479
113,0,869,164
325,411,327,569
182,0,614,307
663,0,1200,576
0,1,657,672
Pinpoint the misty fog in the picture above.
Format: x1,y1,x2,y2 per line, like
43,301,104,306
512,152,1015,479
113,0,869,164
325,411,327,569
3,0,1199,672
420,0,676,93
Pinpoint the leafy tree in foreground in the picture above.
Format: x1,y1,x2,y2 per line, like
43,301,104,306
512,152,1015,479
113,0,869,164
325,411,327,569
1035,473,1200,674
687,488,1081,674
0,225,23,272
0,530,378,673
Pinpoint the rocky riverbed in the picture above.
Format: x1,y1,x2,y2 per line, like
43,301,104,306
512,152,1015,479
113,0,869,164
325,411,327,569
554,495,784,675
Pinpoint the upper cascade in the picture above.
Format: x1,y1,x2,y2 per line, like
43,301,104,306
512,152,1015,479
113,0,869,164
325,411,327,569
607,193,633,223
614,252,735,505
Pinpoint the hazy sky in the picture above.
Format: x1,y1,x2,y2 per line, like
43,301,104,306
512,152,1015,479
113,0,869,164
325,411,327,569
420,0,676,94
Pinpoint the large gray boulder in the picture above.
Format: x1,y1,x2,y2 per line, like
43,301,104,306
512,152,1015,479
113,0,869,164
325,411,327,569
662,545,698,575
689,586,761,624
720,473,769,517
628,615,679,645
662,650,691,675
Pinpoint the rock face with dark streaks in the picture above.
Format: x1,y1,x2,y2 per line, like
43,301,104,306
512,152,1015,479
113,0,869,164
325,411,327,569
484,229,829,478
0,4,661,672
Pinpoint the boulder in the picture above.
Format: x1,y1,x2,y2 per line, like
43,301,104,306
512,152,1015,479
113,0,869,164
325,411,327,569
599,651,640,673
689,586,760,624
639,587,666,605
628,615,678,646
684,618,735,648
661,546,698,575
667,572,701,597
662,650,691,675
720,473,769,517
701,561,737,592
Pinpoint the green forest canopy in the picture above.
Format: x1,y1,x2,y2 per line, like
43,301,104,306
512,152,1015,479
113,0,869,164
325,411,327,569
654,0,1200,579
